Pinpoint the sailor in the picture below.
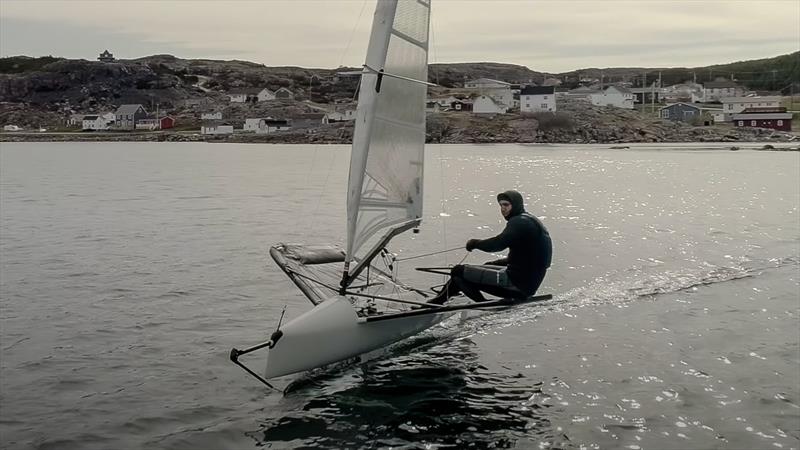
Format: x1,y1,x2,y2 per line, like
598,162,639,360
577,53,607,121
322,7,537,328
429,190,552,304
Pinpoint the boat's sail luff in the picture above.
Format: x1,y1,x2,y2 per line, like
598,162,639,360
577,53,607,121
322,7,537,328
345,0,430,275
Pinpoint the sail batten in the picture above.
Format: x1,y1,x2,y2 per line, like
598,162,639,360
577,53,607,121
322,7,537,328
344,0,430,280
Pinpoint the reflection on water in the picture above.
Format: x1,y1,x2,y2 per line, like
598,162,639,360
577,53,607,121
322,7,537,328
254,339,563,449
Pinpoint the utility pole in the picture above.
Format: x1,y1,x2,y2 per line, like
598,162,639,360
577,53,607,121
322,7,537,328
772,70,777,91
693,71,697,84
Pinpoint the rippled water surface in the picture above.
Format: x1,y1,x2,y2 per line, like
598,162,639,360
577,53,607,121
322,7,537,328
1,142,798,449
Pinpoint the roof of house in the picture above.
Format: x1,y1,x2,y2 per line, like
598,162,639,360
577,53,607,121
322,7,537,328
722,96,783,103
704,81,740,89
275,87,293,93
83,115,99,120
740,107,787,114
228,89,261,95
520,86,555,96
732,112,792,120
606,85,633,94
292,113,327,119
659,102,701,111
115,104,145,115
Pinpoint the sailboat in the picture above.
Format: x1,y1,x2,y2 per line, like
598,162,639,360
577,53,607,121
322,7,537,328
230,0,550,387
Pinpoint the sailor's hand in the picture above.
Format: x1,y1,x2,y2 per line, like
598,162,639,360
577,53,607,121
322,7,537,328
465,239,480,252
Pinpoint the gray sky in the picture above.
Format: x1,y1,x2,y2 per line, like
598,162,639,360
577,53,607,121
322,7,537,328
1,0,798,73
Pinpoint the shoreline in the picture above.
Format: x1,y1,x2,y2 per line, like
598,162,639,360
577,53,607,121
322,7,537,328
1,132,798,151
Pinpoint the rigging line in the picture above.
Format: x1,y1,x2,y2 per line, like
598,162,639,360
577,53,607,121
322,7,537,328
301,146,320,238
395,246,463,261
307,147,339,237
429,0,439,86
438,145,449,285
339,0,370,69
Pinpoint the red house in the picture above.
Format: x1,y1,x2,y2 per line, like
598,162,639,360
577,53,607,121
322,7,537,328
732,108,792,131
158,116,175,129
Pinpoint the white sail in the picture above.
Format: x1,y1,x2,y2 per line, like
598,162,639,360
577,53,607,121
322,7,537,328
344,0,431,276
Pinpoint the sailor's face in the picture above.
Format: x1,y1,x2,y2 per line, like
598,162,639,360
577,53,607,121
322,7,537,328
499,200,512,218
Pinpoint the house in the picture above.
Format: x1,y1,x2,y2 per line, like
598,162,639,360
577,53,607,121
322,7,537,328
228,89,259,103
659,103,702,122
564,86,601,101
520,86,556,113
244,118,264,133
430,96,459,108
464,78,511,89
201,112,222,120
3,125,21,131
485,88,515,109
425,101,441,113
590,86,635,109
201,124,234,135
257,88,276,102
450,99,473,112
328,105,357,121
722,96,782,114
275,87,294,100
291,113,329,128
136,116,175,130
83,115,107,130
473,95,507,115
732,108,792,131
67,114,86,127
630,87,662,104
114,104,147,130
256,118,291,134
98,50,115,63
702,81,744,102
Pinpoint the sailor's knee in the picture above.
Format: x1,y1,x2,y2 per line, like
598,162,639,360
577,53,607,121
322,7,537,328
451,264,465,277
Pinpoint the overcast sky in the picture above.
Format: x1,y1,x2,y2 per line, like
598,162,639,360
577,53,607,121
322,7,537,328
1,0,798,73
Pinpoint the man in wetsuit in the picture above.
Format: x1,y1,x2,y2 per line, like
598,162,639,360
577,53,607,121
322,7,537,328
429,190,552,304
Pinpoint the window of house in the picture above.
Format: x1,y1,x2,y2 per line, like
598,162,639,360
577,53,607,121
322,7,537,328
738,121,744,126
543,96,548,99
751,120,757,126
541,104,547,109
661,110,670,118
727,104,732,110
777,120,783,126
526,104,530,108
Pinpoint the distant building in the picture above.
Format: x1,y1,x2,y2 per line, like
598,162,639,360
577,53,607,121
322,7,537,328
201,112,223,120
564,86,600,101
275,87,294,100
659,103,702,122
450,99,473,112
722,96,782,114
425,101,441,113
473,95,507,115
3,125,21,131
136,116,175,130
590,86,635,109
98,50,115,63
702,81,744,102
67,113,86,127
256,118,291,134
520,85,556,113
630,87,662,104
257,88,276,102
328,105,357,121
228,89,259,103
732,108,792,131
291,113,329,128
201,124,234,135
82,114,114,130
114,104,147,130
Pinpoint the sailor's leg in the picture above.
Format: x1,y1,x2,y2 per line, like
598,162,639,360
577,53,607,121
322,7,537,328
460,265,523,302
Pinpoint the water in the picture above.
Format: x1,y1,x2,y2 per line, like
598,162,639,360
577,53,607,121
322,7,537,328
1,142,798,450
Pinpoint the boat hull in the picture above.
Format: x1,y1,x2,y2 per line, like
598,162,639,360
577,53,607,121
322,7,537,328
264,296,450,379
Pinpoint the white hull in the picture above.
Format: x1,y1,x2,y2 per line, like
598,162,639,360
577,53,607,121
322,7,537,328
264,296,451,379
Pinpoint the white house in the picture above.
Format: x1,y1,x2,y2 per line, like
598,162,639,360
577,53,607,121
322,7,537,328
473,95,507,115
465,78,511,89
702,81,744,102
201,124,234,135
257,88,276,102
328,107,357,121
485,88,515,109
228,89,259,103
590,86,635,109
564,86,600,101
244,118,265,133
82,114,113,130
256,118,291,134
201,112,222,120
425,101,441,113
429,96,459,108
713,96,782,122
520,86,556,113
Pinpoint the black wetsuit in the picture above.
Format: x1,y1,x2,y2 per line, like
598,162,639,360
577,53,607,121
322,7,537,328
430,190,552,304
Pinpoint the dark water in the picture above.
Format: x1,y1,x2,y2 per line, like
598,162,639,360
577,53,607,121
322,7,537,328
1,142,798,450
